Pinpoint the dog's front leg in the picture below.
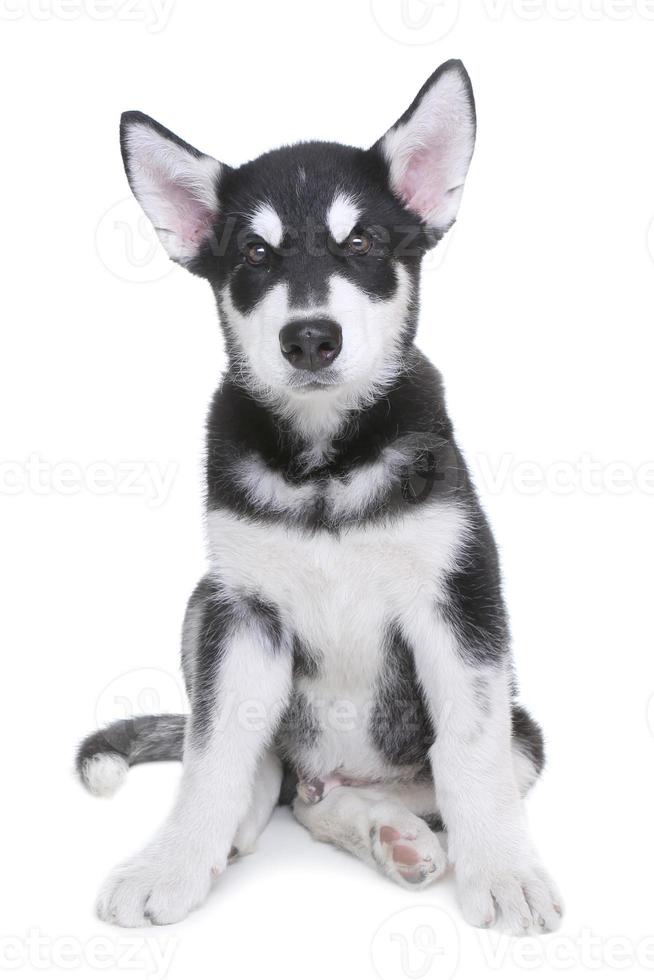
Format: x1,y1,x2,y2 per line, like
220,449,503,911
407,611,563,935
97,601,292,927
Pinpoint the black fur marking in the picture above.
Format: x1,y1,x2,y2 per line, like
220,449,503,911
440,505,510,665
191,592,236,741
278,761,299,806
242,593,284,647
370,624,435,767
292,635,321,679
191,587,285,745
275,691,321,773
472,676,492,714
422,812,445,833
511,703,545,775
181,575,215,695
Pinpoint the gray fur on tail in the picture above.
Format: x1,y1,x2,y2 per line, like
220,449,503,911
76,714,186,796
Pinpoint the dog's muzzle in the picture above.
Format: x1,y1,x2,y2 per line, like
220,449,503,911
279,318,342,372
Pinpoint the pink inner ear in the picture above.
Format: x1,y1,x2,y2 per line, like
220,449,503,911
400,147,448,222
161,179,216,246
151,176,216,251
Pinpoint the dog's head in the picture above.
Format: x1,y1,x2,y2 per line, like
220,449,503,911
120,60,475,433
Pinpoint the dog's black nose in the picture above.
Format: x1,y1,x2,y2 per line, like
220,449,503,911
279,318,342,372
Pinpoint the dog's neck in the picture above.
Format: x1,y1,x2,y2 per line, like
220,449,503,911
205,346,457,530
209,346,451,476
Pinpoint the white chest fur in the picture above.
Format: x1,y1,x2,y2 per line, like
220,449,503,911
206,503,469,778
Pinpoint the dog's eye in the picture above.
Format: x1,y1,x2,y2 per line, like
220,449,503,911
245,242,269,266
344,230,372,256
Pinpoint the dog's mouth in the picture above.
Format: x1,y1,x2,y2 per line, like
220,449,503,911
286,369,341,392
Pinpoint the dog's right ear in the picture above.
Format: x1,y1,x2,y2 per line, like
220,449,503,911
120,111,226,267
372,60,476,235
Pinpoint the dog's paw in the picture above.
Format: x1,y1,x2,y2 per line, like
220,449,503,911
370,809,447,889
457,860,563,935
96,847,214,927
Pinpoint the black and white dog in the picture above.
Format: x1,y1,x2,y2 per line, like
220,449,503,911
77,60,563,934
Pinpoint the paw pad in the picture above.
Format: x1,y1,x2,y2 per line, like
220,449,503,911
372,819,446,888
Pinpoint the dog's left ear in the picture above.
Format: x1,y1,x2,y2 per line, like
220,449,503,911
120,111,227,267
373,60,476,234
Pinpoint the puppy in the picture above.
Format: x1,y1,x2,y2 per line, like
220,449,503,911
77,60,562,934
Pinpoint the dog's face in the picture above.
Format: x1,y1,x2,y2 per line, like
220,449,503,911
120,61,475,432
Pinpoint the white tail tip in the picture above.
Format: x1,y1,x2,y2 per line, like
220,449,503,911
81,753,129,797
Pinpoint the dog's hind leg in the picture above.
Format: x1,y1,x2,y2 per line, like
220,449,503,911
230,750,283,858
293,782,448,889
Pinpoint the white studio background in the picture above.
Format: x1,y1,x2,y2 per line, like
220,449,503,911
1,2,653,979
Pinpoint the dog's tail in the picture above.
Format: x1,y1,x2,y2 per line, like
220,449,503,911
75,714,186,797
